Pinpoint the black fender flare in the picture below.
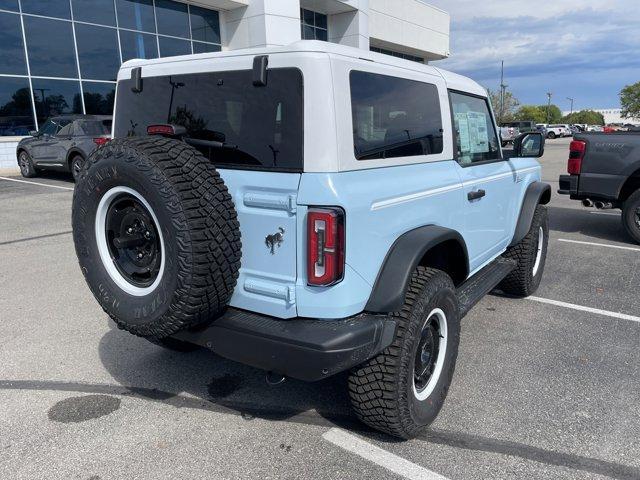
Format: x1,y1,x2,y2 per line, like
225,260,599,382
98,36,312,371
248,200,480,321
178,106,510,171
365,225,469,313
510,181,551,246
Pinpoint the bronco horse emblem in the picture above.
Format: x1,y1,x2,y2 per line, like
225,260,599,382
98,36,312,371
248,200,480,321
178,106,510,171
265,227,285,255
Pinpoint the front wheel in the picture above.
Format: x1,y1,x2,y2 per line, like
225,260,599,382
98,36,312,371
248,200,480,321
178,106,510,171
18,151,37,178
70,155,84,182
348,267,460,439
622,190,640,244
499,205,549,296
547,132,556,139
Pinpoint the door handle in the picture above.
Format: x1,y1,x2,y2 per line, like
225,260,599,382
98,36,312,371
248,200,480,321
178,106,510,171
467,189,486,201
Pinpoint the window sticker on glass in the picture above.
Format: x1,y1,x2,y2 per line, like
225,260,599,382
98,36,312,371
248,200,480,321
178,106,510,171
450,92,500,165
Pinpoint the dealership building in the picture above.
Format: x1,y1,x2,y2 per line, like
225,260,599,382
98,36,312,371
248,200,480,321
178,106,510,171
0,0,450,169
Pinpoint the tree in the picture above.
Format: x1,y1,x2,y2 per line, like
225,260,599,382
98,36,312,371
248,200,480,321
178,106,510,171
620,81,640,119
539,104,562,123
561,110,604,125
514,105,545,123
488,88,519,123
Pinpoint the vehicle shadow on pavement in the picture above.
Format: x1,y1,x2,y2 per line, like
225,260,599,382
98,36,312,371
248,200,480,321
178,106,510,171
547,205,635,245
93,320,640,480
26,171,75,184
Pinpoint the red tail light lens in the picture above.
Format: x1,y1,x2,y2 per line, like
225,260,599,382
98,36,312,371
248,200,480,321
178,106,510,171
307,208,345,286
93,137,110,146
568,140,586,174
147,124,175,135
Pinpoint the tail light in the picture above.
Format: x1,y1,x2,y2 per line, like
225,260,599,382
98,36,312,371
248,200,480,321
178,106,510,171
307,208,345,286
93,137,110,146
147,124,186,136
568,140,586,174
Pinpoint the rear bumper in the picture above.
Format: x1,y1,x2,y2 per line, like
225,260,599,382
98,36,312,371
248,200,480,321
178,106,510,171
171,308,396,382
558,174,579,196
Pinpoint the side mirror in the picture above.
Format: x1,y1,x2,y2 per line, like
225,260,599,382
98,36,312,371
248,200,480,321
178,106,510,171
29,130,38,137
513,132,545,158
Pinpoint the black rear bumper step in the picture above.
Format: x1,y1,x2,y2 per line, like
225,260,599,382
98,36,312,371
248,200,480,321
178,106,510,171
457,257,516,317
171,309,396,382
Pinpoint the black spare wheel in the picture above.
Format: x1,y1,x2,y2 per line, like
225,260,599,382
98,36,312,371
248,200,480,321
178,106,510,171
72,137,242,339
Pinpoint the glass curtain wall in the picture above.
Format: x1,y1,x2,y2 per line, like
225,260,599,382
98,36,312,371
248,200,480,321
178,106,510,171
0,0,221,135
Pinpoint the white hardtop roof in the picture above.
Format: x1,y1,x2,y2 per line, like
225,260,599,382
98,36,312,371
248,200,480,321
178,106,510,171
120,40,487,97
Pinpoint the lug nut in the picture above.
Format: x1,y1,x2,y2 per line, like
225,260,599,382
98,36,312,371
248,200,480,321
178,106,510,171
127,227,133,234
137,253,143,259
144,231,150,239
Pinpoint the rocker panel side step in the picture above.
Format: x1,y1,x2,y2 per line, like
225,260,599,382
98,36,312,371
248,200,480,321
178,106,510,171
457,257,516,317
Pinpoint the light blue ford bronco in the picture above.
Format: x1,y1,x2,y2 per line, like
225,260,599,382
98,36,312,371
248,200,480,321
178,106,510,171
72,41,550,438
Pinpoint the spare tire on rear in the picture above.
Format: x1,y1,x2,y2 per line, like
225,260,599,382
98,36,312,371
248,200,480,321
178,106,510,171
72,136,242,339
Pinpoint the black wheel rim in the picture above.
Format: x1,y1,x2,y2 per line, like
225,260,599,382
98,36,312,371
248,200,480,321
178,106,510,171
105,194,162,287
635,206,640,230
414,315,442,392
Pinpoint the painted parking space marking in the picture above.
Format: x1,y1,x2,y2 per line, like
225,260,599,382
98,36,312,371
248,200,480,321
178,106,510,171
558,238,640,252
528,296,640,323
322,428,449,480
0,176,74,191
589,211,620,216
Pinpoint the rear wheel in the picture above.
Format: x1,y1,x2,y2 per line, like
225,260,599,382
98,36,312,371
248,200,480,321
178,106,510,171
547,131,556,139
622,189,640,244
70,155,84,182
72,137,242,340
348,267,460,439
18,151,37,178
499,205,548,296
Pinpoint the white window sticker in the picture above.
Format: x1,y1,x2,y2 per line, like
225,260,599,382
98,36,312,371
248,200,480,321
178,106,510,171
455,111,490,155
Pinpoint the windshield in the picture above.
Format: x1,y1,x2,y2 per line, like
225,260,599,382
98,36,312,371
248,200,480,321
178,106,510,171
113,68,304,172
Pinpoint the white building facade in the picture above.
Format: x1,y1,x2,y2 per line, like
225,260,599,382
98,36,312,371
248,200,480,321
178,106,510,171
0,0,450,170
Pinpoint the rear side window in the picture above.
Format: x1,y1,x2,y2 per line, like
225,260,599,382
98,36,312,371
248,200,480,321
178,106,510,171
79,120,111,135
350,71,443,160
114,68,304,172
450,92,500,165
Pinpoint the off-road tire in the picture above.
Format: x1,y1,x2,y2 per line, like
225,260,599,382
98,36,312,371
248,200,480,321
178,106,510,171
622,189,640,244
499,205,548,296
72,136,242,340
348,267,460,439
18,151,37,178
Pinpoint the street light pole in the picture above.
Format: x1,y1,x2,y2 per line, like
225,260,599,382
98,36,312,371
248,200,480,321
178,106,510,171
499,60,507,124
566,97,574,116
546,92,553,124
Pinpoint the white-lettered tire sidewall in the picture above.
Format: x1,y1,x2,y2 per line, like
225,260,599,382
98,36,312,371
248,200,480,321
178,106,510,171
73,155,180,330
404,286,460,427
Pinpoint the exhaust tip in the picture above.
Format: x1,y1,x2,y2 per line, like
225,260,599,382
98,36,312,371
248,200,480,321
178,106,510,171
266,372,286,386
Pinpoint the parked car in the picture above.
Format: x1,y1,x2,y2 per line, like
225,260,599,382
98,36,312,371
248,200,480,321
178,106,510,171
539,124,567,139
499,125,519,146
502,120,537,133
558,132,640,242
16,115,112,181
71,41,550,439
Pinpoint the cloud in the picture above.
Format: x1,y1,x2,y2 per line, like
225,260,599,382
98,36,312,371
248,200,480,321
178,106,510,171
427,1,640,108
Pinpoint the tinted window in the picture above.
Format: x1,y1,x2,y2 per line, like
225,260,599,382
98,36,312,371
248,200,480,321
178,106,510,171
159,36,191,57
21,0,70,18
120,30,158,61
0,12,27,75
0,1,19,12
24,17,77,78
75,24,120,81
114,68,304,171
350,71,443,160
116,0,156,32
450,91,500,165
83,82,116,115
72,0,116,26
32,79,82,125
78,119,111,135
192,41,221,54
190,6,220,44
0,77,35,136
57,122,74,136
155,0,189,38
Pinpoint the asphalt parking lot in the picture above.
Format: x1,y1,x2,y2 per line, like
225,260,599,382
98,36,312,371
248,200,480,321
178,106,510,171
1,138,639,480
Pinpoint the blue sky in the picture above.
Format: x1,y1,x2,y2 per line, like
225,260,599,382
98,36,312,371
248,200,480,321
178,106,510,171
427,1,640,110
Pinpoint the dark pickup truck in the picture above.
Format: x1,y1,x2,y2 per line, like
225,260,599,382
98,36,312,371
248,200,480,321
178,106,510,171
558,132,640,243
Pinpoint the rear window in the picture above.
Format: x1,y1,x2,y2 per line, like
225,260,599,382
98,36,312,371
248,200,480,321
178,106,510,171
79,120,111,135
350,71,443,160
114,68,304,172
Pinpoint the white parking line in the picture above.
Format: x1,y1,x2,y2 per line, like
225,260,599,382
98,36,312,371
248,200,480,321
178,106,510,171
589,211,620,216
0,176,74,191
558,238,640,252
322,428,449,480
528,296,640,323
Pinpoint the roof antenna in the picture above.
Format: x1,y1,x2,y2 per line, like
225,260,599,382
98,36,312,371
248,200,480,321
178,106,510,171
252,55,268,87
131,67,143,93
